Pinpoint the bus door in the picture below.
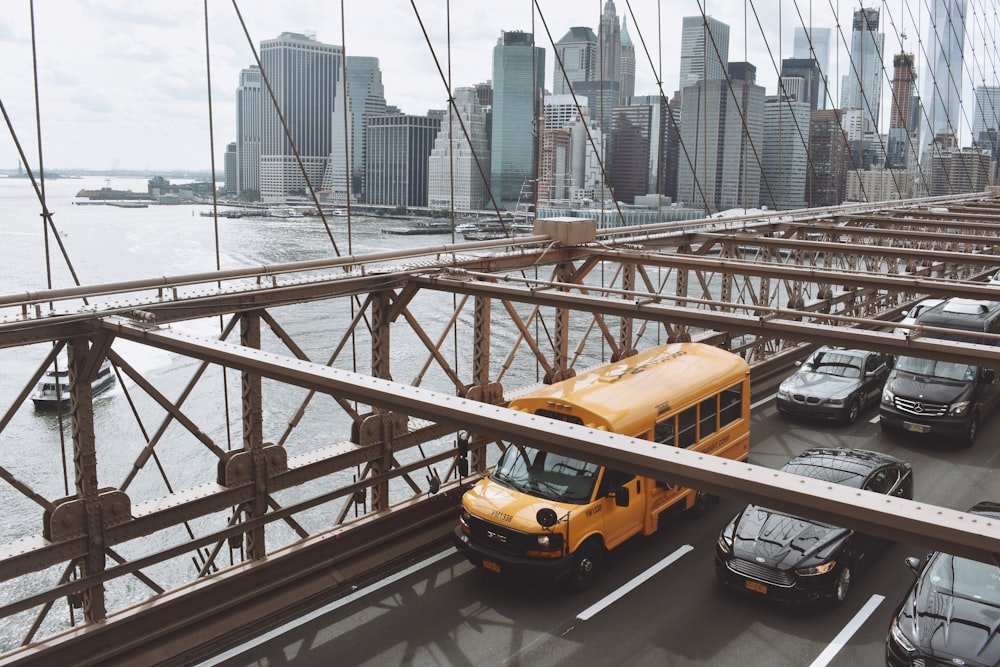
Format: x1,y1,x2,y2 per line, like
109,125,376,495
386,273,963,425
597,469,645,548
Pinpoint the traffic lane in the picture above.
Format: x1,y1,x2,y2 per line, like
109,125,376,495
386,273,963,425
212,401,999,666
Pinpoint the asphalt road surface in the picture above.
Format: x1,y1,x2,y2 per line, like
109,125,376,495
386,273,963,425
209,396,1000,666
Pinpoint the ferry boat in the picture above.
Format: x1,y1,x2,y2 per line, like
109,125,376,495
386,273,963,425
31,359,116,408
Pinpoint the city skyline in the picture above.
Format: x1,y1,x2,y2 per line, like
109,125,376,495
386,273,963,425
0,2,995,172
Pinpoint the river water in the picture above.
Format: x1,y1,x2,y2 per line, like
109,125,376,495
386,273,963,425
0,175,525,648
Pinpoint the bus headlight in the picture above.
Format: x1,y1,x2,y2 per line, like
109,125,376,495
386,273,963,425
536,534,550,548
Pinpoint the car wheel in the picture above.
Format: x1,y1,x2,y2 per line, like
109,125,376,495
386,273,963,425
845,398,861,424
961,414,978,448
567,541,603,592
833,564,852,603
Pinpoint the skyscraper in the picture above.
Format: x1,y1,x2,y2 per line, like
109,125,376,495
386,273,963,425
793,27,831,109
427,87,490,210
620,17,636,102
490,31,545,206
552,27,598,96
780,58,823,109
807,110,849,207
235,65,261,197
677,58,764,213
678,16,730,91
365,114,441,206
923,0,967,149
607,104,652,204
343,56,386,203
887,52,920,170
840,9,884,137
599,0,622,97
972,85,1000,141
760,95,810,210
258,32,342,202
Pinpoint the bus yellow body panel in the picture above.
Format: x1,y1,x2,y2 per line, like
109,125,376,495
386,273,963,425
454,342,751,590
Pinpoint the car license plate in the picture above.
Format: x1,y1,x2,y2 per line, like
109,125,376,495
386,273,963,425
903,421,930,433
483,560,501,574
745,580,767,595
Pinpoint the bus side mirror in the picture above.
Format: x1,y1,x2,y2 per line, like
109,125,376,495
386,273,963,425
614,487,630,507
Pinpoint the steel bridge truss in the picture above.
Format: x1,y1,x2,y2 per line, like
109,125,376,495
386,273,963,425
1,194,1000,665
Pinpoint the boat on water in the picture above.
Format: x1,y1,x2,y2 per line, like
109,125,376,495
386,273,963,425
269,207,304,218
382,220,452,235
460,221,536,241
31,359,116,408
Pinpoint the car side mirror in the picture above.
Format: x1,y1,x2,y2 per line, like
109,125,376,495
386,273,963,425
613,486,630,507
904,555,921,575
982,368,996,383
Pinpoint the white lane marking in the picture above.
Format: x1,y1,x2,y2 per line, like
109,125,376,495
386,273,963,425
576,545,694,621
808,593,884,667
200,549,456,664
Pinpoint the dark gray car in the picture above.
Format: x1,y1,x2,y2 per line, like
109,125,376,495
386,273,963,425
776,346,892,424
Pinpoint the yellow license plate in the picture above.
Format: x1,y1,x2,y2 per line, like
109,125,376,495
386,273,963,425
746,580,767,595
904,422,930,433
483,560,501,574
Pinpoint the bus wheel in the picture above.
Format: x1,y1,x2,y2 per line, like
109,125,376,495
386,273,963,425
690,490,716,517
567,541,603,592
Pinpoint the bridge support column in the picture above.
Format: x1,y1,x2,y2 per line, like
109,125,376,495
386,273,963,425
546,263,575,384
615,263,637,361
241,311,266,560
69,338,106,623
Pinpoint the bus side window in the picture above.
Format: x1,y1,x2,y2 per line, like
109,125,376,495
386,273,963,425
678,406,697,448
699,396,717,439
600,469,636,497
654,417,675,446
719,384,743,427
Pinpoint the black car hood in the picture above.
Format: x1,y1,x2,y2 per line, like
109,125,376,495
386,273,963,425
888,371,969,405
731,505,846,570
900,580,1000,666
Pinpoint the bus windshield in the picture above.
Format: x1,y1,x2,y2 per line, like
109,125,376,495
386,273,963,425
894,355,977,382
491,444,600,504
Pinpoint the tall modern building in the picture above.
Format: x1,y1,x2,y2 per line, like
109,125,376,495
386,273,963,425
365,114,441,206
678,16,730,92
923,0,967,150
223,142,238,195
793,27,831,109
972,85,1000,142
235,65,262,197
337,56,386,203
840,8,884,137
598,0,621,91
607,104,653,204
427,87,490,210
760,95,810,210
553,27,598,96
677,60,764,213
887,52,920,170
258,32,342,201
780,58,823,110
807,109,849,207
620,17,636,103
490,31,545,206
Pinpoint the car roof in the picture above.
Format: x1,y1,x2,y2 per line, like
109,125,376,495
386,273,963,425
781,447,904,487
968,501,1000,520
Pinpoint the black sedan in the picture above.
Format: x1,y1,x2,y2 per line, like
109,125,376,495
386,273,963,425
886,502,1000,667
776,346,892,424
715,448,913,605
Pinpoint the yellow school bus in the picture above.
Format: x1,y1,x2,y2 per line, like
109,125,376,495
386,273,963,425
453,341,751,590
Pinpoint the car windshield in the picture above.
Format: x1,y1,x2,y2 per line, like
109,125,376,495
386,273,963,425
894,355,976,381
925,553,1000,605
804,352,862,378
491,443,599,504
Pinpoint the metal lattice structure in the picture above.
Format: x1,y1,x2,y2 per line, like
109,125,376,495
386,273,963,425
2,197,1000,664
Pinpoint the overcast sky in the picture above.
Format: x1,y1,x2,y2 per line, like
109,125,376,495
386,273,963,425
0,1,981,173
